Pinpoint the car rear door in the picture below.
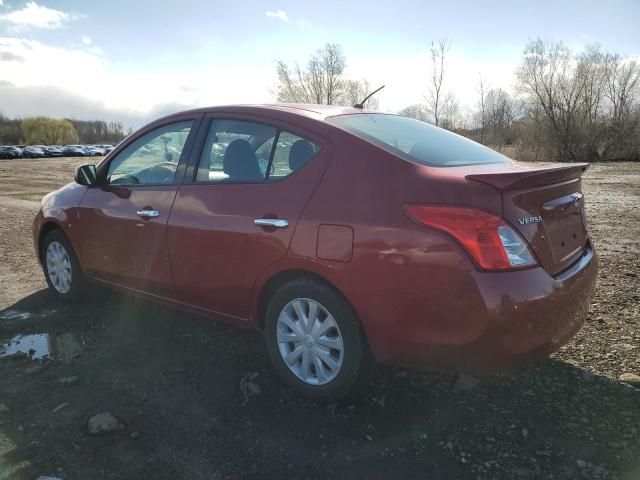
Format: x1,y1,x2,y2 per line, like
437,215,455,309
167,114,332,322
75,116,201,297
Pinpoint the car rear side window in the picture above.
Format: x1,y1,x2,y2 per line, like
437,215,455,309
196,119,276,183
326,113,510,167
267,131,320,181
196,121,320,183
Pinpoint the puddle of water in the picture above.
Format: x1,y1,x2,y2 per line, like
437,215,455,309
0,334,49,359
0,333,82,363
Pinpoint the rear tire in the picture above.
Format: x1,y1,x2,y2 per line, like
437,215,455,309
41,229,86,302
265,277,369,401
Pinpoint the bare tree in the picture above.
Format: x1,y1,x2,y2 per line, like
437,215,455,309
275,43,378,107
276,44,346,104
516,38,640,161
425,38,454,127
485,88,516,147
308,44,345,104
276,61,307,103
517,39,591,160
343,79,380,109
476,74,487,144
439,93,463,131
399,104,429,121
514,102,550,161
601,54,640,159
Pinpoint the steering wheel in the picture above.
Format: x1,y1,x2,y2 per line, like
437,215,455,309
138,164,176,184
110,174,140,185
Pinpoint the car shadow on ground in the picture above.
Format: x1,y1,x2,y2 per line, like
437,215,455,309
1,290,639,480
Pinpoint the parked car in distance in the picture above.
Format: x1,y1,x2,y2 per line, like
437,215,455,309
32,104,598,401
63,145,87,157
43,145,64,157
84,145,105,156
0,145,22,159
99,144,114,154
22,145,46,158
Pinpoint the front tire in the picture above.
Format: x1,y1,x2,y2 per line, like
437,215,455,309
41,229,86,301
265,278,369,401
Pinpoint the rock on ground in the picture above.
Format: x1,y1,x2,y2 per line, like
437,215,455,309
454,373,480,391
86,412,125,435
51,402,69,413
58,376,79,385
618,372,640,386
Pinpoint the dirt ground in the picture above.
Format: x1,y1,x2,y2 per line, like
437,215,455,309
0,157,638,480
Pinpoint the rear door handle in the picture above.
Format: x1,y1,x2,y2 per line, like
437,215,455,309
254,218,289,228
137,209,160,218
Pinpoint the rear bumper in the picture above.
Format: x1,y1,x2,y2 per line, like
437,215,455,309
370,246,598,373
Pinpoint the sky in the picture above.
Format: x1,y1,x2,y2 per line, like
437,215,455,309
0,0,639,127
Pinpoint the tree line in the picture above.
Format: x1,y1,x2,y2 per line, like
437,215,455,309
0,115,130,145
275,40,640,162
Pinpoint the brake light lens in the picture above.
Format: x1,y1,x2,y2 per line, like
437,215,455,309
404,205,537,271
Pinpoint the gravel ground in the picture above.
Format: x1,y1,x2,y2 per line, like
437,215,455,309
0,158,638,480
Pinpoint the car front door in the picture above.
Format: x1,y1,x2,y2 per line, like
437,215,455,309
167,115,332,322
76,117,200,297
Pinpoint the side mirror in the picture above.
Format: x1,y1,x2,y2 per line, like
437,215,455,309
74,164,97,186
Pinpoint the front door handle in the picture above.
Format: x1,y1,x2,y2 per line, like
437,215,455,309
137,209,160,218
254,218,289,228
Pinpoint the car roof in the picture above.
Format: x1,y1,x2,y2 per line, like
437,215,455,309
154,103,380,124
248,103,376,119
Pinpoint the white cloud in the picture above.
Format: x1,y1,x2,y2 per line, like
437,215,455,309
296,19,311,29
0,2,78,30
81,35,92,45
265,9,288,22
0,1,4,7
0,37,105,88
0,36,276,125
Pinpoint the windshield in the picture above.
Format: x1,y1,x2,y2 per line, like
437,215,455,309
327,113,510,167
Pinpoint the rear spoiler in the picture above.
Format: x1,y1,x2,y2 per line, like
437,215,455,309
465,163,589,190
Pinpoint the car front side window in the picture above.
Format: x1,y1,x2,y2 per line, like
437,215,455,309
107,121,193,186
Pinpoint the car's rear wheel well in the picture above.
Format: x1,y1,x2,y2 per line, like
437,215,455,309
257,270,359,331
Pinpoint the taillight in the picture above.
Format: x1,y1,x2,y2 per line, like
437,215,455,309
404,205,537,271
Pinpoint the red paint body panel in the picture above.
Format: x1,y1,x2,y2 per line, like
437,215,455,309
76,186,178,297
33,104,599,374
316,225,354,262
33,181,86,261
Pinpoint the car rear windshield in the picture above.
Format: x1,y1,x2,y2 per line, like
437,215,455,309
326,113,510,167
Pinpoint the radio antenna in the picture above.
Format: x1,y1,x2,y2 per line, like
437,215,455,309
353,85,385,109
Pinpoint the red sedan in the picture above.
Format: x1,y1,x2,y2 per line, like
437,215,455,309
33,104,598,400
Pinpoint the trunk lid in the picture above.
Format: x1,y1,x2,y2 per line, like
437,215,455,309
464,162,590,276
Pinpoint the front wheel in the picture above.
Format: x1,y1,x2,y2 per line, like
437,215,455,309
265,278,370,401
41,229,86,301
